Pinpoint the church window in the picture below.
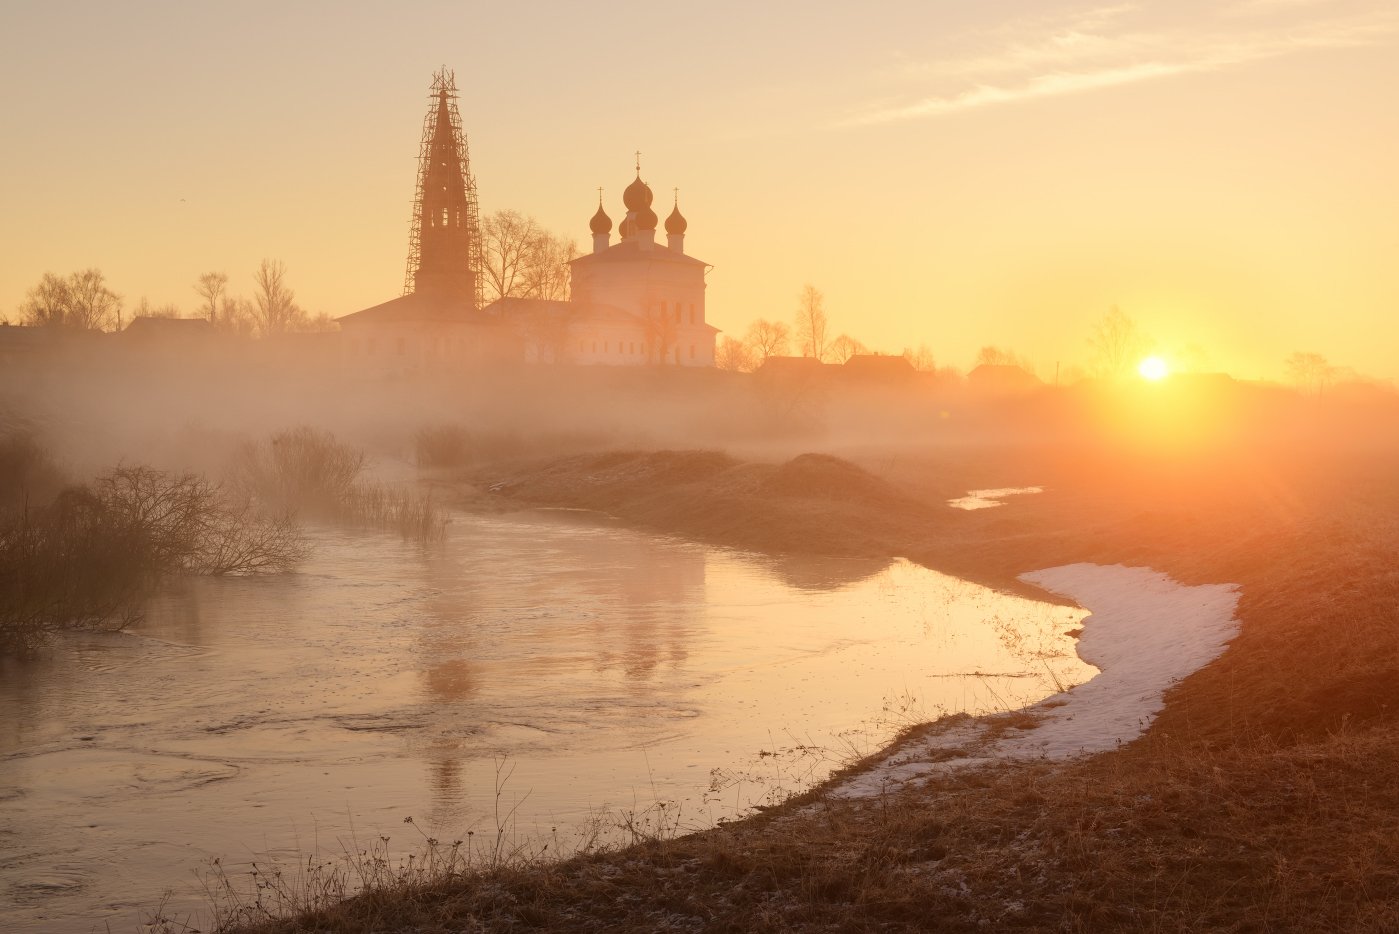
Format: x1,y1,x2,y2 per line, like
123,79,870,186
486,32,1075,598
629,341,634,354
690,344,696,359
441,208,449,226
591,341,597,353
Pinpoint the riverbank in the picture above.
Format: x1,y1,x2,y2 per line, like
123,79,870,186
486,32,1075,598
228,437,1399,932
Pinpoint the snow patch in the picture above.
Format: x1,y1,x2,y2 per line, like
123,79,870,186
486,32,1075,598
835,563,1239,798
948,487,1043,510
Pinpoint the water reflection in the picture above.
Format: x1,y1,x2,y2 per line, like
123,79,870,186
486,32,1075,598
0,510,1093,934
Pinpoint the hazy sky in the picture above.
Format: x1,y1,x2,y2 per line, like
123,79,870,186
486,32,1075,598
2,0,1395,380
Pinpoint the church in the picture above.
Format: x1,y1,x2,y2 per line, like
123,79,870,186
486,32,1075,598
337,71,717,376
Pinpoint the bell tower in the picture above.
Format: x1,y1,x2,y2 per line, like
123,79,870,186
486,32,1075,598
404,69,482,310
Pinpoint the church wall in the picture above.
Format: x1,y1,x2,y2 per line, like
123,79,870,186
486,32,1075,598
340,320,503,378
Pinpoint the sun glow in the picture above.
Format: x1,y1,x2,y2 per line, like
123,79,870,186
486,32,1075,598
1138,356,1169,381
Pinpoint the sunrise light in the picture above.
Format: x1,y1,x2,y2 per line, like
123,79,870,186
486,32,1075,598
1138,356,1169,382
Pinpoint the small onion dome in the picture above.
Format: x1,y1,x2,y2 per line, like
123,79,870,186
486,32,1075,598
622,174,653,211
665,203,687,235
618,214,635,239
635,205,658,230
590,203,612,234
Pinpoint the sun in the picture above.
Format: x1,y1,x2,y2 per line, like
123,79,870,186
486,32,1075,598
1138,356,1169,381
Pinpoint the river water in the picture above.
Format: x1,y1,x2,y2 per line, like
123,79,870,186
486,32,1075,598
0,510,1093,933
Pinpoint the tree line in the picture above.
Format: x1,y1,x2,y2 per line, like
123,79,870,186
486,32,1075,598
8,260,335,338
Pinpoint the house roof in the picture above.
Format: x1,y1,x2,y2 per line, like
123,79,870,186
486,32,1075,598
843,354,917,379
569,237,707,268
755,355,829,375
123,316,215,336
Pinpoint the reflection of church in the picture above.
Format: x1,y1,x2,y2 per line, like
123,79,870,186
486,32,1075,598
337,71,717,375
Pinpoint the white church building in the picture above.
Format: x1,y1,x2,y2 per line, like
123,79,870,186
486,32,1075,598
337,71,717,376
489,167,718,368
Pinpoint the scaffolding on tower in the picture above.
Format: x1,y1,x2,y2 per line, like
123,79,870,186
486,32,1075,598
403,68,483,311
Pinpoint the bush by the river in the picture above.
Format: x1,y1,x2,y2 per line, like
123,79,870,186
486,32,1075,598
0,456,306,654
236,426,446,540
229,426,366,513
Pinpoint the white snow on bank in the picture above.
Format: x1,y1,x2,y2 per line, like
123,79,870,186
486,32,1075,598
948,487,1043,510
835,564,1240,798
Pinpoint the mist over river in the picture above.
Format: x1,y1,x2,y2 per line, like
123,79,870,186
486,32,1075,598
0,510,1093,933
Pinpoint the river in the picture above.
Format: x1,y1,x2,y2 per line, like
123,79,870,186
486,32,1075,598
0,509,1094,933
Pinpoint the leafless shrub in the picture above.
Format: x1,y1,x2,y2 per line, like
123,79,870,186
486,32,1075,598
0,430,67,517
414,425,472,469
1,463,306,653
335,482,448,541
230,427,366,513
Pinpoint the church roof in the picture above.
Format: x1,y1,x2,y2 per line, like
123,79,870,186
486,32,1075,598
337,292,489,325
569,238,707,268
484,297,720,333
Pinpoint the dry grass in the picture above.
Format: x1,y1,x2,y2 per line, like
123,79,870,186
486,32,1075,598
213,407,1399,932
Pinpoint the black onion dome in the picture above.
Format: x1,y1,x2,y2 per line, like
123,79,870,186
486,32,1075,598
618,214,635,239
622,174,653,211
635,205,658,230
665,203,687,235
590,203,612,234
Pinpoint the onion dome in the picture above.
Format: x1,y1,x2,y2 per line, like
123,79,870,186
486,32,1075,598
622,174,653,211
635,205,658,230
665,201,687,235
618,214,635,239
590,201,612,235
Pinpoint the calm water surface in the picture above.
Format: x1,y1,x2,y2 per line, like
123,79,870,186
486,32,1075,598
0,510,1093,933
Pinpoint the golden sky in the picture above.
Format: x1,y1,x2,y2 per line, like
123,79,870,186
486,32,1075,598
1,0,1395,381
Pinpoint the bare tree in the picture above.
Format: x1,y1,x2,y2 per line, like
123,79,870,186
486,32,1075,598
195,272,228,326
520,232,577,301
251,259,302,337
19,273,71,328
715,336,757,372
974,345,1035,374
793,284,830,361
643,303,679,364
902,344,936,372
480,210,576,303
744,318,790,360
1087,305,1148,378
829,334,868,364
131,298,182,319
20,270,121,330
1284,351,1337,397
67,269,124,330
216,296,257,338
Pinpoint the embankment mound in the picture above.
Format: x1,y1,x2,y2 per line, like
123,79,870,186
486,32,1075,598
481,449,938,557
